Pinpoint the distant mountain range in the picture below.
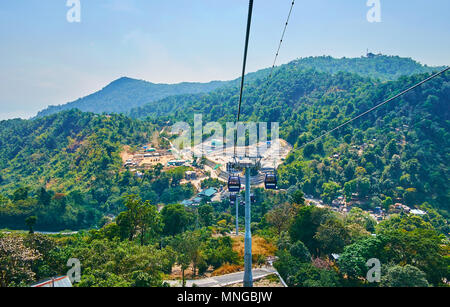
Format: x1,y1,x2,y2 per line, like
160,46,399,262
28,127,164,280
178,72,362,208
1,54,448,230
35,78,232,118
35,55,445,119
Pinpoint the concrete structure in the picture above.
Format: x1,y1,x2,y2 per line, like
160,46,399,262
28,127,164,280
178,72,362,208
168,160,186,167
411,209,427,216
165,267,277,288
185,171,197,180
31,276,72,288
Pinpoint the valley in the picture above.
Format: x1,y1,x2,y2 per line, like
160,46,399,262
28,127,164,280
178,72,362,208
0,55,448,288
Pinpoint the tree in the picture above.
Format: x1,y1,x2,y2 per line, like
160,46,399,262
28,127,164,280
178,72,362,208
183,231,204,277
117,210,134,241
340,214,448,286
345,207,376,232
321,182,341,204
276,231,292,251
419,202,450,235
384,139,398,158
356,177,371,198
67,238,167,287
139,202,163,246
117,195,143,241
381,265,430,287
337,236,383,281
379,228,447,285
13,187,30,202
265,203,297,235
376,214,433,233
171,234,193,287
303,143,315,158
290,190,305,205
344,180,357,201
25,216,37,234
344,161,356,181
314,218,350,255
289,206,332,256
131,271,161,288
289,241,311,263
161,204,192,236
382,196,393,211
36,187,52,207
403,188,417,206
346,223,371,243
116,195,162,245
292,264,341,287
198,204,214,227
355,167,367,177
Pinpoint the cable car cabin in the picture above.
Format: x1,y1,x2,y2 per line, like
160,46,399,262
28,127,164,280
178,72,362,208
228,176,241,193
230,194,237,202
264,173,278,190
250,194,256,203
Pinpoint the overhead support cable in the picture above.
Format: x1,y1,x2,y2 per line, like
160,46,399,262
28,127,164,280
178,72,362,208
234,0,254,158
299,67,450,149
268,0,296,80
258,0,296,106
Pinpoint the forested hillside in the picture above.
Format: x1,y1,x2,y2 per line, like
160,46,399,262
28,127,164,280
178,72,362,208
36,56,441,119
35,77,230,118
0,56,448,288
130,63,450,217
129,55,444,120
1,56,448,231
277,71,450,216
0,111,195,230
289,55,444,81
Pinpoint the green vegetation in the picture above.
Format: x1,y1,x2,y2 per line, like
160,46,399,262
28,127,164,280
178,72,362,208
36,77,231,118
288,55,444,81
0,195,241,287
0,110,195,230
271,200,448,287
0,55,448,287
129,57,449,218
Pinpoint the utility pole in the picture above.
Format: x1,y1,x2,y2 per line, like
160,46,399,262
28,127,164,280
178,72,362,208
243,167,253,287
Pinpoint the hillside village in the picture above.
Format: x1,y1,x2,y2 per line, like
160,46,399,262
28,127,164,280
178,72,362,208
120,131,428,225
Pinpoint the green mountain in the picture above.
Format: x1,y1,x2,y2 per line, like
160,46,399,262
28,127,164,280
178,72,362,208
36,55,441,119
289,55,444,81
1,55,448,231
129,59,449,216
0,110,194,230
35,77,231,118
128,55,445,119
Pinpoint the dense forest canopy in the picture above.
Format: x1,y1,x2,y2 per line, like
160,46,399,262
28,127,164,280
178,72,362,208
129,58,449,217
0,55,448,231
0,110,195,230
288,55,445,81
0,55,449,288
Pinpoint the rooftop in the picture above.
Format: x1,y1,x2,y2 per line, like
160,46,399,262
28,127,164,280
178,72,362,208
198,187,218,198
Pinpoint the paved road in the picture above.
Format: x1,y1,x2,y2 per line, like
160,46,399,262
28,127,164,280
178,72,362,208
166,267,277,287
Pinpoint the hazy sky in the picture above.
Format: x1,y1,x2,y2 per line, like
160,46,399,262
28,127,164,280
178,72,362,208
1,0,449,120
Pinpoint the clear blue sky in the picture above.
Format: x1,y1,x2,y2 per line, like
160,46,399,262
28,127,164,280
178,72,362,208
1,0,449,120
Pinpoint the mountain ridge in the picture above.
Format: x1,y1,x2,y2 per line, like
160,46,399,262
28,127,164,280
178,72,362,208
1,57,448,231
34,55,445,119
35,77,232,118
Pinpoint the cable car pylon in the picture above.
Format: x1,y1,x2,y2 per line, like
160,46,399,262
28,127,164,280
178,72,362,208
227,0,294,287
